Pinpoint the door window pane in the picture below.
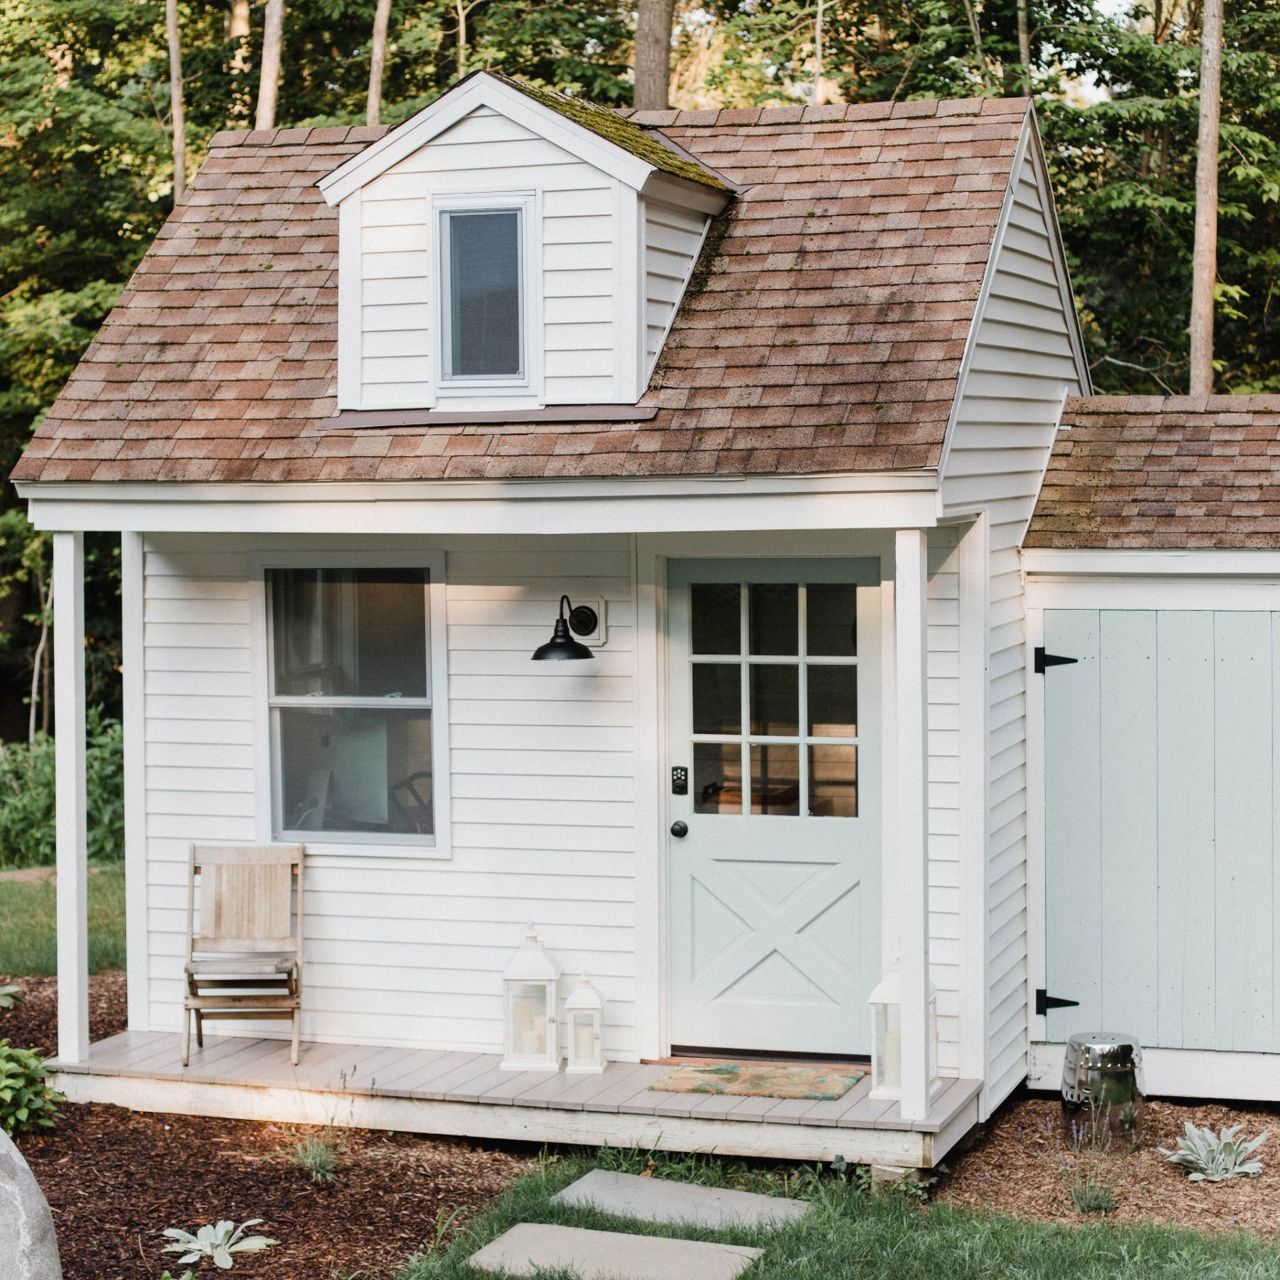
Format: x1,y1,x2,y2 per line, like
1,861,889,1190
278,707,434,835
807,583,857,656
809,745,857,817
692,664,741,735
807,666,858,738
750,665,799,737
446,210,522,378
749,584,798,655
750,744,800,815
694,742,742,815
272,568,427,698
691,583,740,654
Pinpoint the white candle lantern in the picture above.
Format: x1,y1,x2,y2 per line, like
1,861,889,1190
500,925,560,1071
564,975,605,1074
868,971,939,1100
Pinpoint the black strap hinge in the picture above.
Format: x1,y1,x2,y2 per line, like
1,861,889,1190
1036,988,1080,1016
1034,646,1079,675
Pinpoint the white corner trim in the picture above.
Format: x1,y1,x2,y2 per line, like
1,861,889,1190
121,531,150,1032
319,74,655,207
1023,548,1280,577
336,191,363,411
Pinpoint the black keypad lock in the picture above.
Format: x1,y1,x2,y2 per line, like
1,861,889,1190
671,766,688,795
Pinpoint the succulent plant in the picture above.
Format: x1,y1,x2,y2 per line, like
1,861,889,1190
1159,1122,1268,1182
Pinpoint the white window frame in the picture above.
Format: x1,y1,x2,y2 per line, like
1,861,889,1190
252,550,451,859
436,194,534,392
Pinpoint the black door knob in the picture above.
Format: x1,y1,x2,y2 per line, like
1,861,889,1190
670,820,688,838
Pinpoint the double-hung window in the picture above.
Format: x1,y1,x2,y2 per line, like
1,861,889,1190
267,566,436,844
438,201,528,385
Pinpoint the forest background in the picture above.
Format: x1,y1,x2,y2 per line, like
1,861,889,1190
0,0,1276,753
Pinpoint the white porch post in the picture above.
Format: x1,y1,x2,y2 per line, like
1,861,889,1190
53,530,89,1064
894,529,930,1122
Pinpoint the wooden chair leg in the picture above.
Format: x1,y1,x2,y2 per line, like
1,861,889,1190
195,1010,204,1049
290,1008,300,1066
181,1007,191,1067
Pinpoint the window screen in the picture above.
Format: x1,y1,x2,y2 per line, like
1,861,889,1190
445,209,522,379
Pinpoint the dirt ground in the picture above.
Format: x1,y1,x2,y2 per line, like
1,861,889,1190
939,1091,1280,1234
2,973,531,1280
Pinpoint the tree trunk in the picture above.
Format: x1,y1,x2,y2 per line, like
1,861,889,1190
367,0,392,126
255,0,286,130
227,0,250,119
1016,0,1031,73
811,0,824,107
454,0,468,81
1189,0,1223,396
166,0,187,203
634,0,677,110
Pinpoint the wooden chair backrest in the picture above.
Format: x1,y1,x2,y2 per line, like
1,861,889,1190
188,844,305,955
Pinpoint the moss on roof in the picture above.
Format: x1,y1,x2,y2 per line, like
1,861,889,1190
489,72,733,192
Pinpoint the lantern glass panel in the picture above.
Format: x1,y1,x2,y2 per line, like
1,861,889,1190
873,999,902,1094
510,983,548,1058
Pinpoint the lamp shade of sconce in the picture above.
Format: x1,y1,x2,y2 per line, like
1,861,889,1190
531,595,598,661
500,925,561,1071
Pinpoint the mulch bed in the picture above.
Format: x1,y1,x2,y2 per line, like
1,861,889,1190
938,1091,1280,1234
1,970,128,1055
3,972,532,1280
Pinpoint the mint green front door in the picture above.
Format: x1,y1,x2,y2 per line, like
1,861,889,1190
667,560,881,1055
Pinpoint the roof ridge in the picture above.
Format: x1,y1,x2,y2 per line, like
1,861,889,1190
628,95,1030,129
1066,393,1280,413
208,123,393,149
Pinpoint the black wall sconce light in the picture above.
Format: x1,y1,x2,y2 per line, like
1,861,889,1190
531,595,598,661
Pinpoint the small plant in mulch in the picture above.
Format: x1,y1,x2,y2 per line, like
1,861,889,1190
0,982,22,1010
0,1039,61,1136
286,1133,342,1185
1159,1122,1268,1182
1069,1178,1117,1215
162,1219,279,1270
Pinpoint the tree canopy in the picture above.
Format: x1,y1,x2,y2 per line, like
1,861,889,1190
0,0,1276,729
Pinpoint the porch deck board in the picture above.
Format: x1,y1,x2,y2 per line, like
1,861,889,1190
52,1033,979,1157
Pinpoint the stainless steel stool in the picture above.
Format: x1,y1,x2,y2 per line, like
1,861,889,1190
1061,1031,1145,1147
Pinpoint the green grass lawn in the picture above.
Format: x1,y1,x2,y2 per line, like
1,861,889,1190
399,1149,1280,1280
0,865,126,974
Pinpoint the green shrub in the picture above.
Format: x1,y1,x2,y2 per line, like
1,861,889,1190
0,709,123,868
0,1040,61,1136
288,1134,341,1184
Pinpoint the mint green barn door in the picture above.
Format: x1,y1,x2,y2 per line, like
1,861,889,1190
1044,609,1280,1051
667,560,881,1056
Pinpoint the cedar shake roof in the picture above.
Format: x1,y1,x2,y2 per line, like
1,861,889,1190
1027,396,1280,549
13,95,1031,486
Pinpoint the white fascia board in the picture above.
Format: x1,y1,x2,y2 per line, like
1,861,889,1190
642,172,732,218
19,471,940,536
1022,547,1280,577
1024,105,1092,395
933,114,1031,491
319,73,655,207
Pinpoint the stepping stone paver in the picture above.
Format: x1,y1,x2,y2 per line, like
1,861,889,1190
553,1168,810,1229
467,1223,763,1280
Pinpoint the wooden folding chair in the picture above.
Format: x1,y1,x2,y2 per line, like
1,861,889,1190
182,843,305,1067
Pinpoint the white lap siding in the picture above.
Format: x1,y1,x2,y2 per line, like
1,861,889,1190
141,534,638,1057
939,126,1088,1113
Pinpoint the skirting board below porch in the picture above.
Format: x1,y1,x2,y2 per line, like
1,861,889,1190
51,1032,980,1169
1029,1043,1280,1103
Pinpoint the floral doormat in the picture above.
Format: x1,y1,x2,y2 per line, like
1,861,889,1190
652,1060,868,1101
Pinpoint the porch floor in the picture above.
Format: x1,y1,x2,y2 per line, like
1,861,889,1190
51,1031,980,1168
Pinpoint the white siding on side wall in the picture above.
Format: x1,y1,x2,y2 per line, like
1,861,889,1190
141,533,639,1058
357,106,624,410
643,200,708,379
940,127,1086,1115
927,526,962,1076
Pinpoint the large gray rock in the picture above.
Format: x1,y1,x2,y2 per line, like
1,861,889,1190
0,1130,63,1279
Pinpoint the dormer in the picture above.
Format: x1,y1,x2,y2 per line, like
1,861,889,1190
319,73,734,414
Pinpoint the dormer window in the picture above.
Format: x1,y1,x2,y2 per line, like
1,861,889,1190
321,72,734,415
440,203,526,384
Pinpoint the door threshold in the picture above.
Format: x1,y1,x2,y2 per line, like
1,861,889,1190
657,1046,870,1067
